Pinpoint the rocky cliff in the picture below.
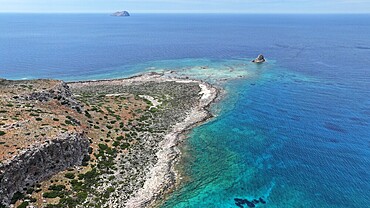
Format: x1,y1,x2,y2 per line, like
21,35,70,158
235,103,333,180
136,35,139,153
0,133,89,205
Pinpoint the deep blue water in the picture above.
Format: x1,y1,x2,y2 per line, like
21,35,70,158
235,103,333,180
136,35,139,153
1,14,369,207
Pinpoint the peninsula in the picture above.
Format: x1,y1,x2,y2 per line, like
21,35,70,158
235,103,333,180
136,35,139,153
0,73,217,207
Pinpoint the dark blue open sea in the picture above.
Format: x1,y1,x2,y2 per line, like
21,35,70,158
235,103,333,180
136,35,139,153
1,14,369,207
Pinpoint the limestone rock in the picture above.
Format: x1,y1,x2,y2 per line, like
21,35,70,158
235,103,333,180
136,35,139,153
18,81,83,113
252,54,266,63
0,133,90,205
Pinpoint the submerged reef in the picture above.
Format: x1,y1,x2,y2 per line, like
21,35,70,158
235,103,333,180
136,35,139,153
234,197,266,208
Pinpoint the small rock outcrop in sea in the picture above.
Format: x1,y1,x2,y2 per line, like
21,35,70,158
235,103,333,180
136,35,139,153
111,11,130,16
252,54,266,63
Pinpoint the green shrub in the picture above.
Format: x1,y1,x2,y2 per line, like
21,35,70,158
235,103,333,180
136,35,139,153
112,141,119,147
0,131,5,136
48,184,65,191
82,155,90,166
64,173,75,179
77,174,84,180
57,197,77,207
98,143,108,151
17,201,29,208
70,180,84,191
29,198,37,203
43,191,64,198
26,188,34,194
84,169,98,179
105,148,116,156
76,191,88,200
45,203,62,208
10,192,24,204
120,143,130,149
107,187,115,193
84,111,92,118
88,146,93,154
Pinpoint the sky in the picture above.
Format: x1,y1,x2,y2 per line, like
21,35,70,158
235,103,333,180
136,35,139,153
0,0,370,13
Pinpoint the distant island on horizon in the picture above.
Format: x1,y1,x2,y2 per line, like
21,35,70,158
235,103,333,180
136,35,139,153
0,12,369,208
111,11,130,17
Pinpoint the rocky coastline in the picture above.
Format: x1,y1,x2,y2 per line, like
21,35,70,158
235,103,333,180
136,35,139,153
0,72,219,207
124,79,218,208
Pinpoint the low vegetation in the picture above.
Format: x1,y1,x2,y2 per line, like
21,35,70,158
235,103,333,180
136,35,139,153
0,78,201,207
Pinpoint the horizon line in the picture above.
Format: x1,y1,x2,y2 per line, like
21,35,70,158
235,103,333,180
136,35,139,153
1,11,370,15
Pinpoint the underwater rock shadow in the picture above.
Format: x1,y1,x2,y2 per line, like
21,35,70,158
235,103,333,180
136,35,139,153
234,197,266,208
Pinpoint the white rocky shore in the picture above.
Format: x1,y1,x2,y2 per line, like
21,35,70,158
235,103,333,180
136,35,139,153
123,74,219,208
75,72,219,208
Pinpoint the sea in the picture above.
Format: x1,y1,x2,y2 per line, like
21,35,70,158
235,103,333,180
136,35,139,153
1,14,369,208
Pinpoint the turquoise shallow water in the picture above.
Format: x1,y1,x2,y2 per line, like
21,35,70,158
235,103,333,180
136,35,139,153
1,14,369,207
157,59,370,208
111,57,370,207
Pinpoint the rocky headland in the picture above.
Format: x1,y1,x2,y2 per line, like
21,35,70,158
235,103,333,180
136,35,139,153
0,73,218,208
